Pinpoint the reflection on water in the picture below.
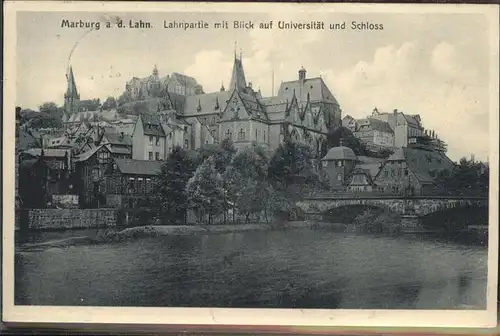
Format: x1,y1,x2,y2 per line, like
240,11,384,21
15,229,487,309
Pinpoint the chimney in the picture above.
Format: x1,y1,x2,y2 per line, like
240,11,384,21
298,66,306,81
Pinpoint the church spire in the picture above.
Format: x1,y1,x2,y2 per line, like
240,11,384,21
229,48,247,92
64,66,80,114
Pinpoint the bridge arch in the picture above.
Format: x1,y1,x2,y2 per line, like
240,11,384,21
322,203,398,224
420,203,488,231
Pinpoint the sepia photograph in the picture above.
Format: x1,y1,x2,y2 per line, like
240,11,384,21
3,1,499,329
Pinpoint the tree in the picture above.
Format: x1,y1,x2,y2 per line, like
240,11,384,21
223,143,270,223
267,139,321,220
39,102,64,121
195,138,236,173
28,112,63,130
186,156,228,225
78,98,101,112
153,146,197,224
325,126,368,157
435,157,489,196
101,97,117,110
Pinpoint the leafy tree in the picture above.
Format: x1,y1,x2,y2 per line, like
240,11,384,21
223,143,270,223
78,98,101,112
195,138,237,173
101,96,117,110
325,126,368,157
39,102,64,121
435,157,489,196
117,91,131,106
28,113,63,130
154,146,197,224
267,139,321,220
186,156,228,225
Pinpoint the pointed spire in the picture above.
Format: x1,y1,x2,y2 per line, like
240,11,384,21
197,99,202,113
220,81,225,92
229,47,247,92
65,66,79,99
215,96,220,110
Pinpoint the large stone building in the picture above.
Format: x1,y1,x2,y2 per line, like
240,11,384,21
125,66,204,100
130,53,341,160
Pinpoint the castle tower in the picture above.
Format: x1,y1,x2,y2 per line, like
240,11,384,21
229,52,247,92
64,66,80,115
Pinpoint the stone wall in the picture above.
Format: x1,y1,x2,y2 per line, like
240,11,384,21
26,209,117,230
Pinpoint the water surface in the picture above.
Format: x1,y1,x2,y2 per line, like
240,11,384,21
15,229,487,309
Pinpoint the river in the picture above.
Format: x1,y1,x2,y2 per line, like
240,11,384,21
15,228,487,309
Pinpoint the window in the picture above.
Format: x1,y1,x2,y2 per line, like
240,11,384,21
225,129,232,139
168,146,172,153
146,178,152,193
391,169,395,177
322,161,328,167
155,152,160,161
238,128,246,141
148,152,153,160
128,178,135,193
404,169,409,176
149,136,153,144
155,136,160,145
184,139,189,149
337,161,342,167
184,126,188,132
264,131,266,141
337,173,342,181
255,129,258,140
169,133,172,139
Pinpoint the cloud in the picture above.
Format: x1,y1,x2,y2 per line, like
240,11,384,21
323,41,488,161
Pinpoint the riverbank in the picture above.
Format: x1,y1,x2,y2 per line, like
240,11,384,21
17,221,334,252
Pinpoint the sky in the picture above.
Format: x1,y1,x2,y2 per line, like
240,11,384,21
16,10,494,161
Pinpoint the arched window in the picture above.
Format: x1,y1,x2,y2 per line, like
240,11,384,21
225,129,232,139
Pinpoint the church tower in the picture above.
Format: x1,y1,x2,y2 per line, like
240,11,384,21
64,66,80,115
229,51,247,92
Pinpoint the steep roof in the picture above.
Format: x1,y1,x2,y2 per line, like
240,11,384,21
277,77,338,105
169,72,200,88
348,168,375,185
75,145,107,162
16,129,41,151
388,147,454,184
65,66,79,99
103,129,133,146
114,158,162,175
356,118,394,133
183,91,232,115
140,114,166,137
229,56,247,92
237,90,268,120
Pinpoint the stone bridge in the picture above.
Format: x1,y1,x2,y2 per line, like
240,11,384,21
297,195,488,230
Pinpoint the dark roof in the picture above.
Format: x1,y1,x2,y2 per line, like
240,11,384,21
277,77,338,105
114,158,162,175
75,145,104,162
23,148,69,158
183,91,231,115
356,118,394,133
237,90,268,120
140,114,166,137
229,57,247,92
104,130,133,146
388,147,455,184
16,129,41,151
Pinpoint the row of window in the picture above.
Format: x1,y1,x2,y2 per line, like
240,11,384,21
224,128,267,142
383,168,409,177
148,152,161,161
105,177,154,195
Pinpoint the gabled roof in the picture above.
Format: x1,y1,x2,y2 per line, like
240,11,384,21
356,118,394,134
348,168,375,185
277,77,338,105
387,147,454,184
16,129,41,151
140,114,166,137
169,72,200,89
237,90,268,120
74,144,109,162
114,158,162,175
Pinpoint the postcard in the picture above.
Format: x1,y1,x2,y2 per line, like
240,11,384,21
3,1,499,330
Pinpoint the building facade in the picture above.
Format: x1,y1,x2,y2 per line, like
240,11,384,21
354,117,395,150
